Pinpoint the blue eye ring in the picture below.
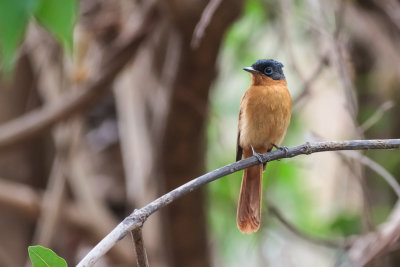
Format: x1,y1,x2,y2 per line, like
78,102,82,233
264,67,273,75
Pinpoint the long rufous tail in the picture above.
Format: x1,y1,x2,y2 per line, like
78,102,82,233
236,163,263,234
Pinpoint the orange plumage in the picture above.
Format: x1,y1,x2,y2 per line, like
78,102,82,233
236,59,292,233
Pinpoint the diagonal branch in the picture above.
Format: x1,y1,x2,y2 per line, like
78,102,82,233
349,201,400,266
191,0,223,49
76,138,400,267
358,101,395,133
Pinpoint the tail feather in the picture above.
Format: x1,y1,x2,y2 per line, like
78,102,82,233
236,164,263,234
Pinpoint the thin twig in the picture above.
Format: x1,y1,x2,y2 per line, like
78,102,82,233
359,101,395,133
269,205,350,248
132,228,149,267
280,0,303,79
191,0,223,49
77,139,400,267
339,150,400,199
31,156,66,246
332,0,359,118
0,5,157,151
336,152,375,232
293,54,329,108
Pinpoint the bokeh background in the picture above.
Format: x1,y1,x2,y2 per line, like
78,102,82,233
0,0,400,266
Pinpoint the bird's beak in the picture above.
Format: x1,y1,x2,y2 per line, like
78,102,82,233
243,67,260,74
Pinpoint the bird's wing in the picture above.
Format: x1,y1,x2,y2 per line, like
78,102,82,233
236,130,242,162
236,91,248,161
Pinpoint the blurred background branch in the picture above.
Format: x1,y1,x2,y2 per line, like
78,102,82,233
0,6,157,151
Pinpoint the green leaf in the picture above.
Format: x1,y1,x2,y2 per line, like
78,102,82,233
0,0,38,72
28,246,67,267
34,0,77,53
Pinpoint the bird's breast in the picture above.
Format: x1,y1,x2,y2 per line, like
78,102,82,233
239,84,291,151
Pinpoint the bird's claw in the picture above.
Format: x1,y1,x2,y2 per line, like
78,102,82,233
251,145,263,163
272,144,289,156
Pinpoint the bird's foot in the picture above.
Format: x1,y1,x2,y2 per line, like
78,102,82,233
272,144,289,156
251,146,263,163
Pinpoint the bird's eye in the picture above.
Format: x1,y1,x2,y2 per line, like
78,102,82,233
264,67,273,75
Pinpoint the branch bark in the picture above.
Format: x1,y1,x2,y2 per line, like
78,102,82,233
132,228,149,267
77,138,400,267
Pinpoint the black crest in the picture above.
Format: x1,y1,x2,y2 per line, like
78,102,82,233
251,59,285,80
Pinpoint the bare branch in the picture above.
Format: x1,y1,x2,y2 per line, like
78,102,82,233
132,228,149,267
77,139,400,267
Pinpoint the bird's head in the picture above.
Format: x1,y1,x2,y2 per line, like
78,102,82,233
244,59,285,82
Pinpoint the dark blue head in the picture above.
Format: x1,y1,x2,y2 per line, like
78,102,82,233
244,59,285,80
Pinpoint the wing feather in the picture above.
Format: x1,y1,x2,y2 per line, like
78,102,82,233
236,91,248,161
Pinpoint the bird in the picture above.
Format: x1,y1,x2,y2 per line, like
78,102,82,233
236,59,292,234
